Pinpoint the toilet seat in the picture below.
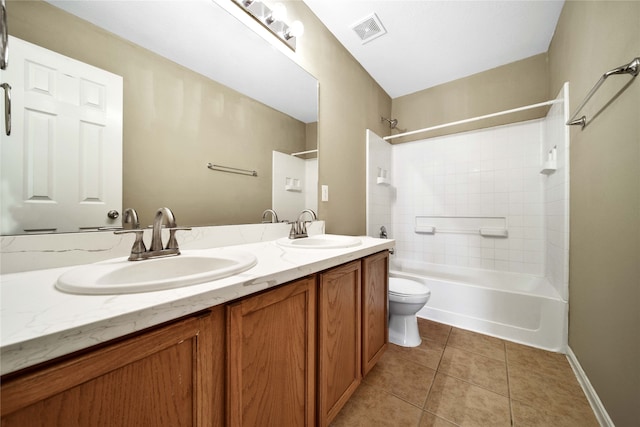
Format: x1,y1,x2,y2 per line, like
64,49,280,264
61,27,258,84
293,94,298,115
389,277,430,297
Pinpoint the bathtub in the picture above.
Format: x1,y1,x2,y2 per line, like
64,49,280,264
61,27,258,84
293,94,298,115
390,259,568,353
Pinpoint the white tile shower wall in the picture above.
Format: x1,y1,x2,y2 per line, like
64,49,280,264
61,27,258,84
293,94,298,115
272,150,306,222
366,130,393,238
542,84,570,300
391,120,546,275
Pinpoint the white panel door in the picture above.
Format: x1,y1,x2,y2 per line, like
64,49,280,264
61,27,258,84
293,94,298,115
0,36,123,234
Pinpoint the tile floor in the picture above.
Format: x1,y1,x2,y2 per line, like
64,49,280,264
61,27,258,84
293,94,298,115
331,318,600,427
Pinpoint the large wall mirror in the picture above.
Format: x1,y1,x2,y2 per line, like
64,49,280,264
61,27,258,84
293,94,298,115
1,0,318,235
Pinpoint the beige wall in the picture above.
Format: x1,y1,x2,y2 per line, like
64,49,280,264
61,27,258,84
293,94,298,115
285,1,392,235
391,53,550,143
7,0,307,227
548,1,640,425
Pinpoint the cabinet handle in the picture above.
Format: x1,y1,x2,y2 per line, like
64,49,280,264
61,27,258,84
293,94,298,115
1,82,10,136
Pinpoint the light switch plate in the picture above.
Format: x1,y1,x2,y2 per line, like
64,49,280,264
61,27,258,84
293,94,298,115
321,185,329,202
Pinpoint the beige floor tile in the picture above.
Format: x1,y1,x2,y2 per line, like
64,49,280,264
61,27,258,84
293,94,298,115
387,339,445,370
333,320,599,427
364,349,436,407
506,341,573,379
447,328,506,362
511,398,600,427
419,411,459,427
417,318,452,345
508,364,590,416
438,346,509,396
425,373,511,426
330,381,424,427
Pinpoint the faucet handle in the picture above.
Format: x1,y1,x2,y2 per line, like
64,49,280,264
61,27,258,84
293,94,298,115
165,227,192,250
114,229,147,260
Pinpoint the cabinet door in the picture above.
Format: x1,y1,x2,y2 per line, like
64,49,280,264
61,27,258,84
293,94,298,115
317,260,362,426
362,251,389,375
227,277,316,427
1,308,224,427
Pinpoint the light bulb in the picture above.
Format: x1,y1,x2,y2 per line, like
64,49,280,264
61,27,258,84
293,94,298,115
286,20,304,39
268,3,287,23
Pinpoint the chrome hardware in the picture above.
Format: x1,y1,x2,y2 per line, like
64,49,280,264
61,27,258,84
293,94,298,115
289,209,317,239
378,225,394,254
114,207,191,261
1,82,10,135
122,208,139,229
207,162,257,177
261,209,279,223
567,57,640,129
1,0,7,70
107,209,120,220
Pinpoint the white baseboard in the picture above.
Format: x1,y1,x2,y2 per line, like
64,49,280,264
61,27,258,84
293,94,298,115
566,346,614,427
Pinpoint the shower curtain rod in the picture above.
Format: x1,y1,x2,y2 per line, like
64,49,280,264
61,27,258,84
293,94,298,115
383,99,560,141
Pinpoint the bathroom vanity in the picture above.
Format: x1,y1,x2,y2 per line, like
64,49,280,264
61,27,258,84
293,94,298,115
0,230,392,426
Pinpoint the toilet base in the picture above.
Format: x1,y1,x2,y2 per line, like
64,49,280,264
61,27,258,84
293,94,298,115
388,313,422,347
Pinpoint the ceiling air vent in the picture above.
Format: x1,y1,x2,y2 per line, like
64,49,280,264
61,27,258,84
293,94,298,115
351,13,387,44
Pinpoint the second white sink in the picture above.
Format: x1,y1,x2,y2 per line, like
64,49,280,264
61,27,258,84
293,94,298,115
56,250,257,295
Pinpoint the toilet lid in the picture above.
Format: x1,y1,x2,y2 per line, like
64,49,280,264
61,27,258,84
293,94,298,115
389,277,430,296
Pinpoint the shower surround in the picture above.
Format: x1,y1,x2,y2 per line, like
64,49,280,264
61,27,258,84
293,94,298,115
367,84,570,350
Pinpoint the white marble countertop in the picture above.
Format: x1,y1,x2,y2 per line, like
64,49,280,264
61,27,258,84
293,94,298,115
0,235,394,376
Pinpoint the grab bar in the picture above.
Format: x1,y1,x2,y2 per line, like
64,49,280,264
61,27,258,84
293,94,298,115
0,0,7,70
207,162,257,177
567,57,639,129
1,82,10,135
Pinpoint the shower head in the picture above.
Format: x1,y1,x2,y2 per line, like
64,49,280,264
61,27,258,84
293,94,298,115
381,116,399,129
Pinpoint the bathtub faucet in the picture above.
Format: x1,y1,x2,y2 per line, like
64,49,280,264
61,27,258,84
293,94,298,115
379,225,395,254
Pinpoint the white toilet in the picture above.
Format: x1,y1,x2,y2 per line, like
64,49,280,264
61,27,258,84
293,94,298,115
388,277,431,347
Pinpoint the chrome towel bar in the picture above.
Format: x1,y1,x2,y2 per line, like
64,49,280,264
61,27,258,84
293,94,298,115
207,162,257,177
567,57,639,129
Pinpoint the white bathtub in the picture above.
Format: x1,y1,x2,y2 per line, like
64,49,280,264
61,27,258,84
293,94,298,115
390,259,568,353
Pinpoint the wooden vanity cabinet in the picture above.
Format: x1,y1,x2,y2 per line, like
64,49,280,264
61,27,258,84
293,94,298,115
0,250,389,427
317,251,390,426
317,260,363,426
0,307,225,427
362,250,389,375
226,276,316,427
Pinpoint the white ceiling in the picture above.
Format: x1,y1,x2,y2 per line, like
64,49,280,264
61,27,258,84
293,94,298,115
302,0,565,98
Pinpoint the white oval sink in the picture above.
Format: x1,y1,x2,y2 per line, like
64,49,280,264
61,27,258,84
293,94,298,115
276,234,362,249
56,250,257,294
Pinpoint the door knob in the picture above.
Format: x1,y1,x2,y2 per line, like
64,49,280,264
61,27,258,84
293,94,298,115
107,210,120,219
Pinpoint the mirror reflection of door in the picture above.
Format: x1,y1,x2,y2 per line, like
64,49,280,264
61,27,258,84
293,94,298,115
0,36,123,234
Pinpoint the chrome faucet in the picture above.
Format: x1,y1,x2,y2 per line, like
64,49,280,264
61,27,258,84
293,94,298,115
289,209,317,239
122,208,140,230
378,225,395,254
150,207,177,252
261,209,279,223
115,207,191,261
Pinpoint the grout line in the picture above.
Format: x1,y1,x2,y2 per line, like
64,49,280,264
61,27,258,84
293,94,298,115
505,342,515,426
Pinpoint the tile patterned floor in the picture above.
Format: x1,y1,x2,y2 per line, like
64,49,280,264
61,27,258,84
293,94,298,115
331,318,600,427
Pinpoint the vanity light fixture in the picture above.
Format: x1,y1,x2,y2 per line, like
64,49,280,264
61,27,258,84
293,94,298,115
233,0,304,51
